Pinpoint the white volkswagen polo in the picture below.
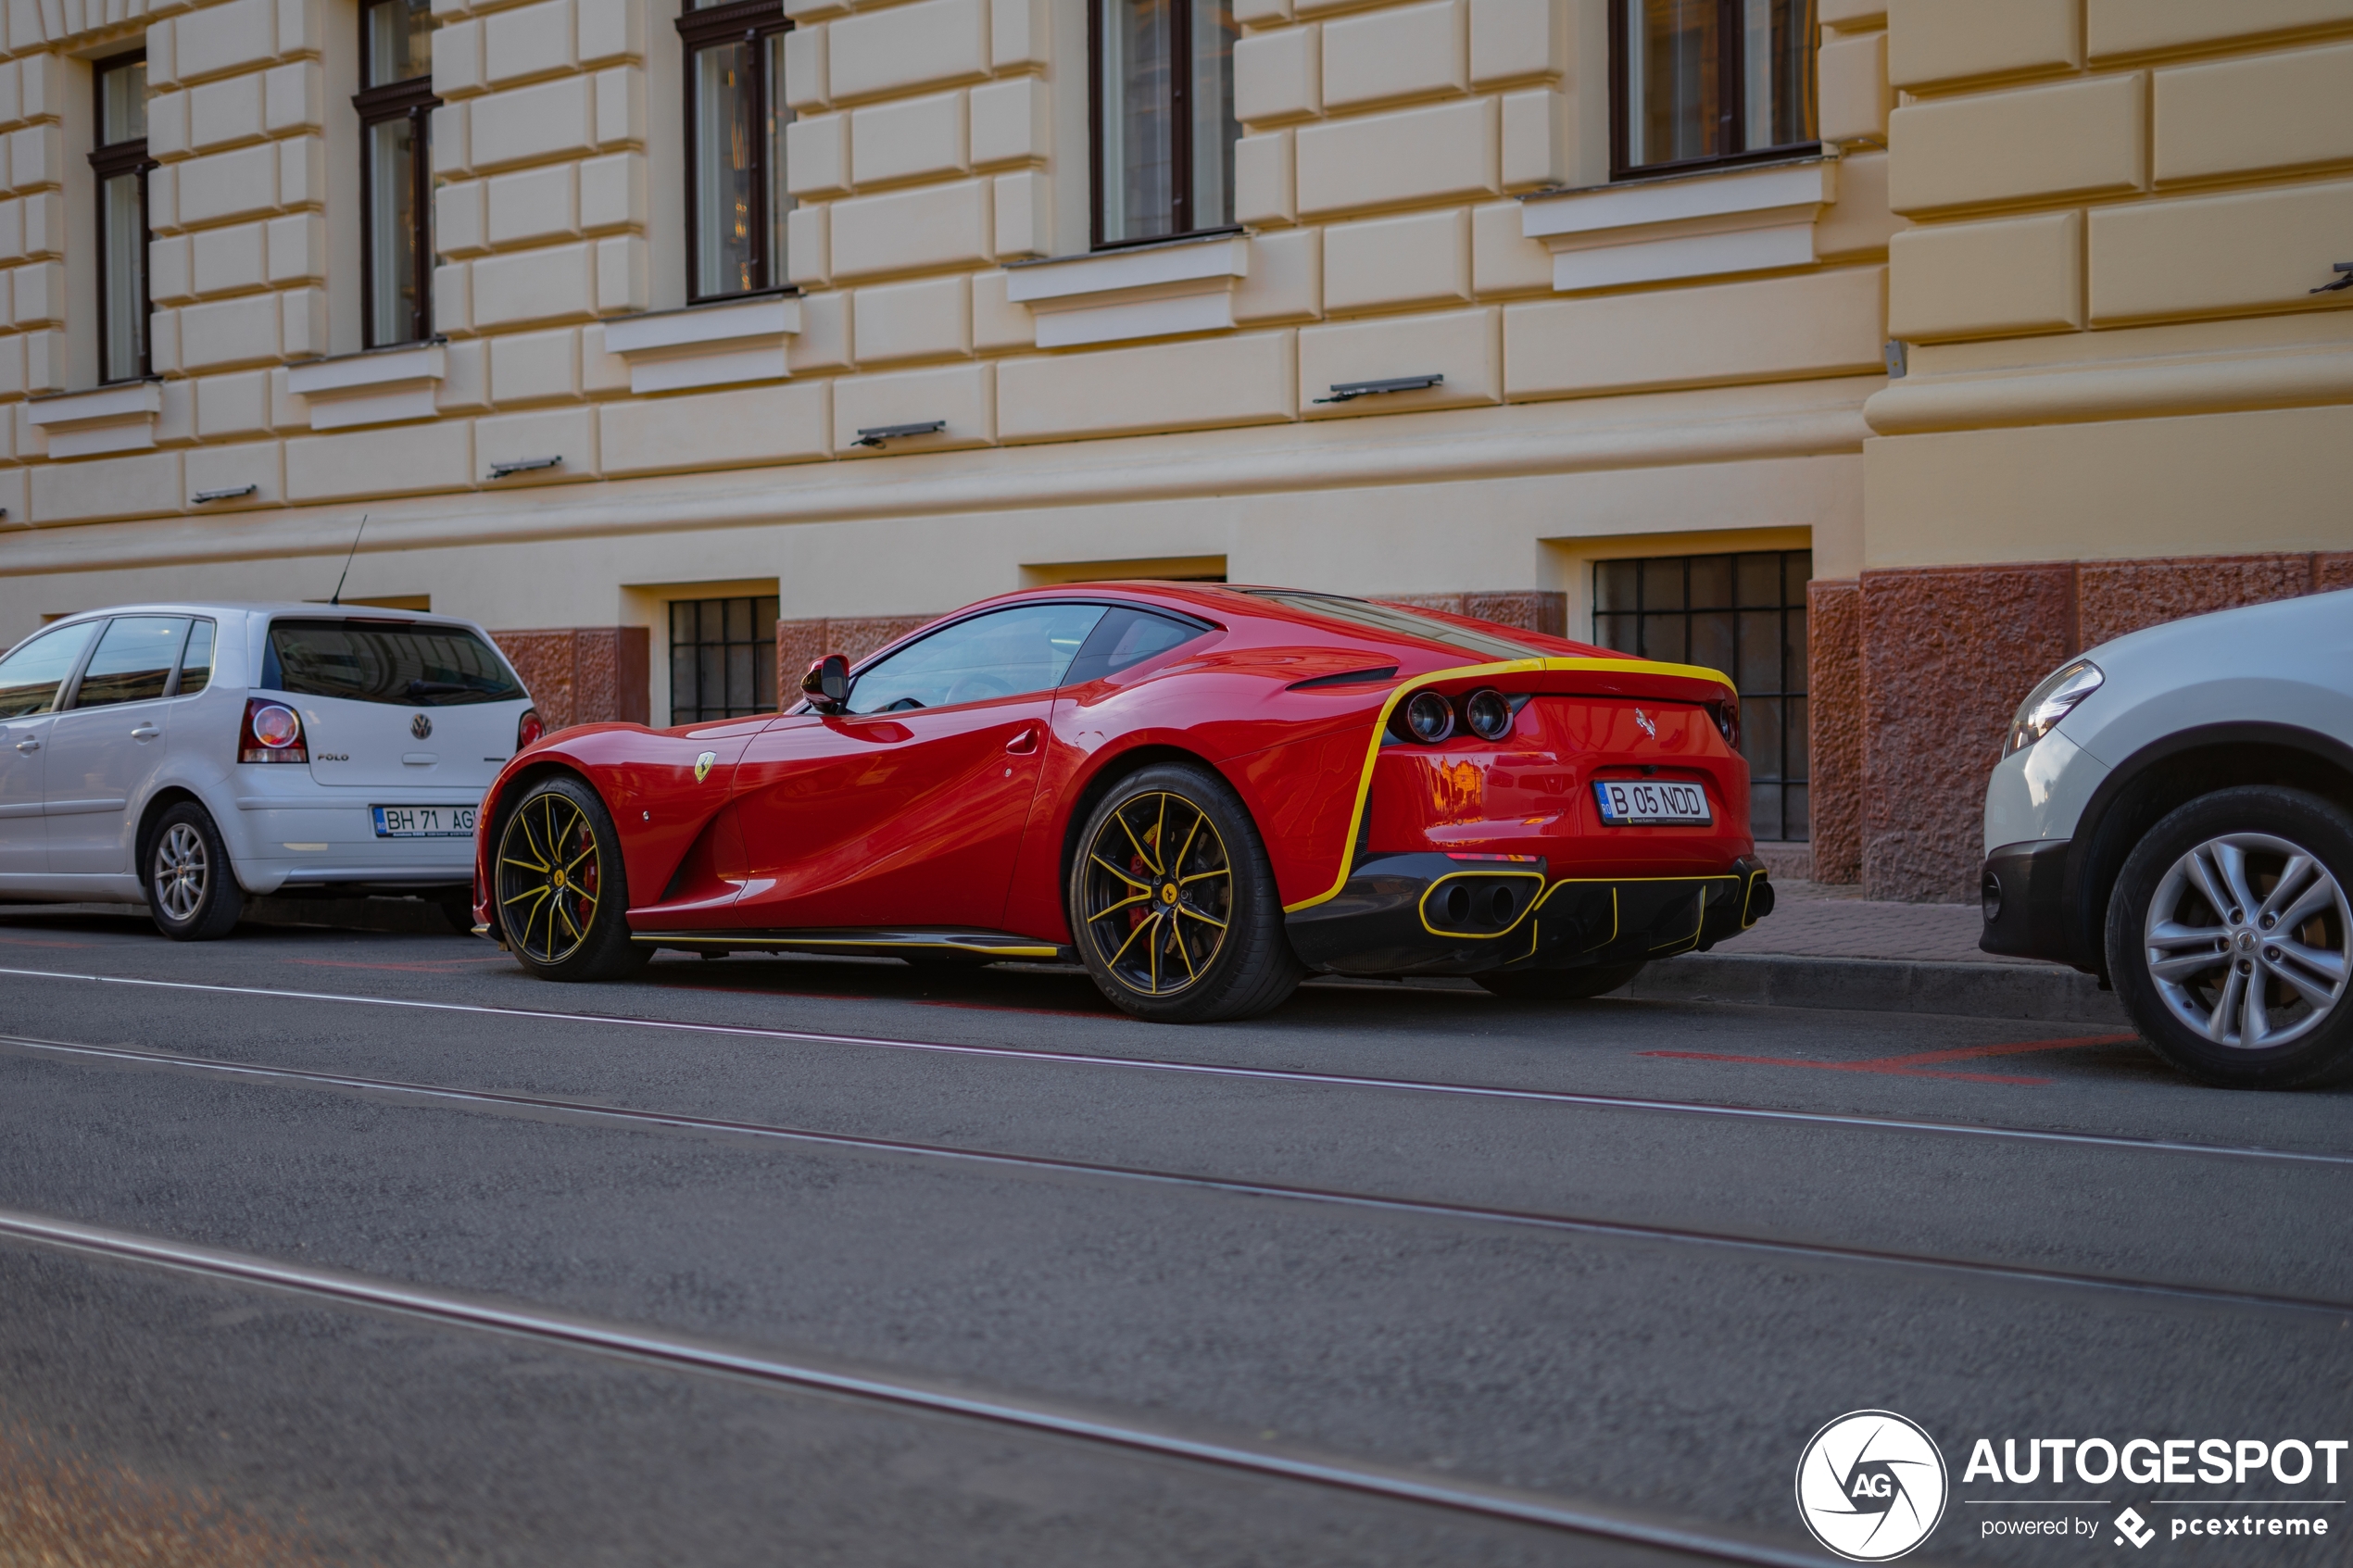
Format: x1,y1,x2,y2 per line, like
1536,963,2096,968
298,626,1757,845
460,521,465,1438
0,604,541,939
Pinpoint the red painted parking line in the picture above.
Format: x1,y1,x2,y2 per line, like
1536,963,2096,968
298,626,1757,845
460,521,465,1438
284,958,514,974
1640,1033,2140,1086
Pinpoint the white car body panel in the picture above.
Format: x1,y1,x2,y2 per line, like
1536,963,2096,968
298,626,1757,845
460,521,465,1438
0,602,535,906
1984,591,2353,857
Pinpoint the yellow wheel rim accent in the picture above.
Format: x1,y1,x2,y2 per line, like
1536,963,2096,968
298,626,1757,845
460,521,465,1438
497,790,602,965
1080,790,1231,997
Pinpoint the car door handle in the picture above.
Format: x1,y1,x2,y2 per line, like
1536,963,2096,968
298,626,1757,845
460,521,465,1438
131,725,161,740
1005,728,1039,755
13,738,36,753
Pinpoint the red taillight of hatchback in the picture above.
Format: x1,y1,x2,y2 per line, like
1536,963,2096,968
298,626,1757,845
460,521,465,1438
517,708,545,750
240,699,308,763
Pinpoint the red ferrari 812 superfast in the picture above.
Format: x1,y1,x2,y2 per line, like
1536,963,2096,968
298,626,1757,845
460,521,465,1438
472,583,1776,1021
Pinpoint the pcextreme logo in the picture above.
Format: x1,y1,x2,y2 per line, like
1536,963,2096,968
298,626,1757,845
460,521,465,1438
1796,1411,1951,1562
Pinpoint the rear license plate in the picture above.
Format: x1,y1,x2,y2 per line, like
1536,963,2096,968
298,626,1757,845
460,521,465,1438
1592,780,1712,826
372,805,476,838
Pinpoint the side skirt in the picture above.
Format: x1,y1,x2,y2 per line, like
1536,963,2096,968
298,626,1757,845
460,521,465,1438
630,927,1073,962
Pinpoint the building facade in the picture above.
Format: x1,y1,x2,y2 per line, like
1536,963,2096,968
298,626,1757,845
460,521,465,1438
0,0,2348,900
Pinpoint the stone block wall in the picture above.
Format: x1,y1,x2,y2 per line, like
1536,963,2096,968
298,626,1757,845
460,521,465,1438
492,623,650,728
1810,551,2353,901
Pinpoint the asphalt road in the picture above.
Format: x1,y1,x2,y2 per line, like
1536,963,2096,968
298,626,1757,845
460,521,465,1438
1,905,2348,1567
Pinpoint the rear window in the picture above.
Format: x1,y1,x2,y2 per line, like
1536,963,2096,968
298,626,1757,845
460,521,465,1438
1242,591,1546,662
264,619,526,707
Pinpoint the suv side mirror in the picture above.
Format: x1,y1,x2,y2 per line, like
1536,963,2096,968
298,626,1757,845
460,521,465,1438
801,653,850,711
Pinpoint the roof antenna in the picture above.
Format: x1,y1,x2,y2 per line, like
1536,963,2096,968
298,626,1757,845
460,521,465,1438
329,513,369,606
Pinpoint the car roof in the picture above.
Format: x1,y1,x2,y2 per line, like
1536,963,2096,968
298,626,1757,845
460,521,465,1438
35,602,495,629
931,581,1602,661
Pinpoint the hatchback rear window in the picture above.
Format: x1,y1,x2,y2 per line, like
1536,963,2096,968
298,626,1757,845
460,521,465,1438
264,619,525,707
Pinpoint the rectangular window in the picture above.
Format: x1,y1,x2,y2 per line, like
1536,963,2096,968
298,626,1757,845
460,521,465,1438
670,596,779,725
678,0,790,303
1614,0,1816,178
91,54,150,385
1592,549,1811,841
1092,0,1237,247
356,0,437,347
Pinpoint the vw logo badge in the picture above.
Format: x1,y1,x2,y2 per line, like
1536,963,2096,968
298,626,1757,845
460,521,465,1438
410,713,433,741
1795,1411,1948,1562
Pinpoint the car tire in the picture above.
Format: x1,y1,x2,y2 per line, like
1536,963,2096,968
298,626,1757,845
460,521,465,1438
1475,960,1646,1002
433,888,479,935
494,774,650,983
1068,761,1302,1022
145,802,245,941
2105,785,2353,1089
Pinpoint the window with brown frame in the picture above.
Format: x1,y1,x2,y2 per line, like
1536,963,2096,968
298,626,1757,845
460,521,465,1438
91,53,150,385
1611,0,1817,180
677,0,790,303
1090,0,1238,249
356,0,437,347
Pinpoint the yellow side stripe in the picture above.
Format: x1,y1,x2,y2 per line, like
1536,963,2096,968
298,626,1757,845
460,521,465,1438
1280,657,1737,914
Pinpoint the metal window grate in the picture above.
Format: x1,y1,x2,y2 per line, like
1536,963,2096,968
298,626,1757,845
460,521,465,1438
669,596,778,726
1592,549,1811,842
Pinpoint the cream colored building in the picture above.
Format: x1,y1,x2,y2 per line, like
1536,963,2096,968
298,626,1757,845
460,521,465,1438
1,0,2348,900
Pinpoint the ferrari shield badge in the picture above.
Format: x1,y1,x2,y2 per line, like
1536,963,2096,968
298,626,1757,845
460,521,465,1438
694,750,717,783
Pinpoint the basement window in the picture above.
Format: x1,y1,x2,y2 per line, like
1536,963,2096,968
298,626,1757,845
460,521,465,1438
1592,549,1811,841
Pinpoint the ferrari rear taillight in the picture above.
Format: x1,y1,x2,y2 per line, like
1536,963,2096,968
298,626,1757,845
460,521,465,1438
1713,702,1741,750
240,699,307,763
517,708,544,749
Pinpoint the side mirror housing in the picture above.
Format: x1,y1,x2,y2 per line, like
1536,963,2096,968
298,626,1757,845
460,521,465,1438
801,653,851,711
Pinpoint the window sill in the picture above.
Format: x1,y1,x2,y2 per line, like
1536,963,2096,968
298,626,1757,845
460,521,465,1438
26,382,162,458
1005,232,1252,349
601,295,803,395
1517,156,1839,294
284,343,446,431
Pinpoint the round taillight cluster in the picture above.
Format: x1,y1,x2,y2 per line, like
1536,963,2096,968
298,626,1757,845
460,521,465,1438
517,708,545,749
251,705,299,746
1392,687,1515,746
239,698,308,763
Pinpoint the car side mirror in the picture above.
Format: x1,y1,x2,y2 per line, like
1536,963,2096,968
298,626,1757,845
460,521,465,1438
801,653,850,711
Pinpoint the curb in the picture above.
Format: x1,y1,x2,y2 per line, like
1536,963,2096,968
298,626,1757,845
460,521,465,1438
1629,952,2128,1026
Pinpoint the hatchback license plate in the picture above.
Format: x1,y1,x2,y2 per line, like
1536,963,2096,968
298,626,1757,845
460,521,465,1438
1592,780,1712,826
373,806,476,838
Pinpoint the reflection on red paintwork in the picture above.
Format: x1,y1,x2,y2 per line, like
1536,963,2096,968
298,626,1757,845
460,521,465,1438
469,583,1755,943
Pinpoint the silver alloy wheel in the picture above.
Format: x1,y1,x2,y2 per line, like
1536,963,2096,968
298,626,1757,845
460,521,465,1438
2144,832,2351,1050
154,822,208,923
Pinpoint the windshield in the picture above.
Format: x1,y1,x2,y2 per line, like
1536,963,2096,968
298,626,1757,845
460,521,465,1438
1243,592,1548,662
266,619,526,707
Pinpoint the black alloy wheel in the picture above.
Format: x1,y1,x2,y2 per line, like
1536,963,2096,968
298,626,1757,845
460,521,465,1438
1476,960,1647,1001
1069,762,1302,1022
2106,785,2353,1088
495,775,649,982
145,801,245,941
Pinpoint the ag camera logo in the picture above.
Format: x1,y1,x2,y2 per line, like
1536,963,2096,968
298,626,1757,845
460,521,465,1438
1796,1411,1949,1562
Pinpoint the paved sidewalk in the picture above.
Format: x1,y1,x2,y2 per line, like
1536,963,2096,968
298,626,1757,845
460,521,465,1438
1635,879,2127,1025
1712,881,2027,965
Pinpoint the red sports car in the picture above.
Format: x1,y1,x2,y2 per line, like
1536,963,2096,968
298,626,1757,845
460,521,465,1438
472,584,1775,1021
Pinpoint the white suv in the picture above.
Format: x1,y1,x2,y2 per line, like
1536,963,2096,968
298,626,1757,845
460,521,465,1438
0,604,541,939
1982,589,2353,1086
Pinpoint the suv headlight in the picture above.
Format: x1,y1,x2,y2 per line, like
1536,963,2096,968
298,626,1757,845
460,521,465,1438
2006,659,2103,757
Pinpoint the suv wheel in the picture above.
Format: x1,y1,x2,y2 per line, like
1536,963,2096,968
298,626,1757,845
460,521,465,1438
145,802,245,941
2106,786,2353,1088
